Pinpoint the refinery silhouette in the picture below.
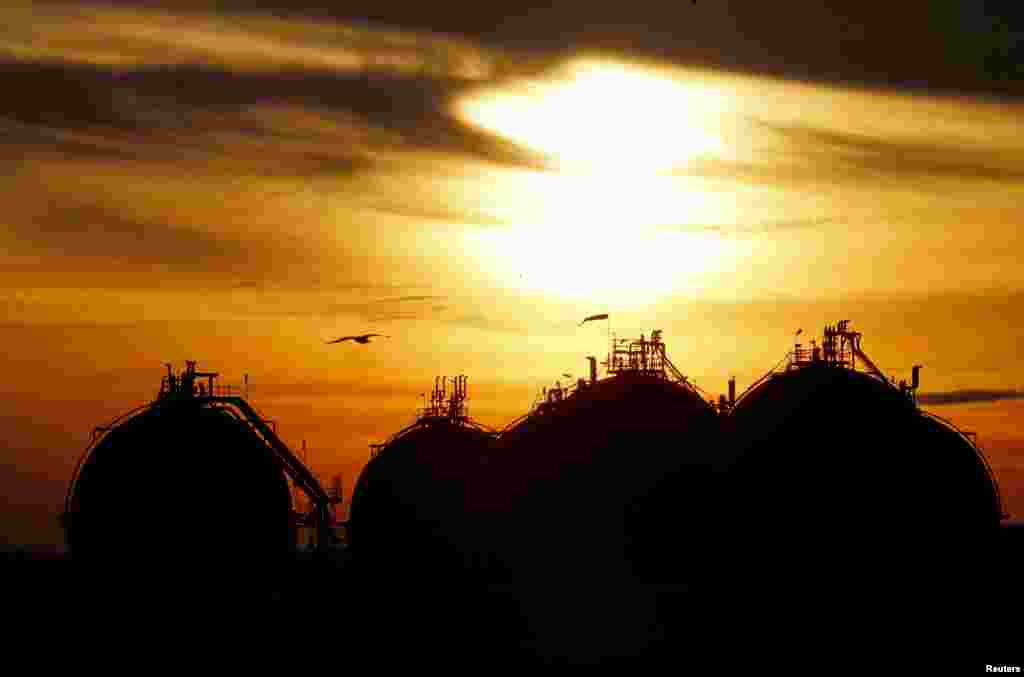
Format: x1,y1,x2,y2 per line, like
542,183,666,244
34,320,1021,664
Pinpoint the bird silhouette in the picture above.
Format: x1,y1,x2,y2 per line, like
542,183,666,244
324,333,389,345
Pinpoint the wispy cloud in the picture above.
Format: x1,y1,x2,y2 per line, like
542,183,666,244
775,121,1024,181
324,295,449,322
2,2,497,79
0,190,339,287
918,390,1024,406
245,379,426,401
0,58,539,173
394,295,445,302
443,313,534,336
713,119,1024,189
699,217,833,235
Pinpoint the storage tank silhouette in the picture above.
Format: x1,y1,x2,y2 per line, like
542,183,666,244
63,362,336,566
490,331,723,580
347,375,495,574
724,321,1005,595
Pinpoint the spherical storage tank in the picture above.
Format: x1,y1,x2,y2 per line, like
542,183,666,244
489,332,723,580
347,376,496,575
64,363,294,566
725,322,1004,594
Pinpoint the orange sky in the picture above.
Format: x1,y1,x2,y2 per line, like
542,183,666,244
3,2,1023,547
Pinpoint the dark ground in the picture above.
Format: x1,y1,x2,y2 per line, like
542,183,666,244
4,525,1023,669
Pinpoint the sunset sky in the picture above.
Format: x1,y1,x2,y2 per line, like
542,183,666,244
3,1,1023,547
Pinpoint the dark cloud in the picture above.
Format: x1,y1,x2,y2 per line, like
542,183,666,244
918,389,1024,406
0,120,137,164
0,58,541,173
132,0,1024,98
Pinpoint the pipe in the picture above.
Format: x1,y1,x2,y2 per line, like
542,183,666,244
728,377,736,407
912,365,922,390
587,356,597,384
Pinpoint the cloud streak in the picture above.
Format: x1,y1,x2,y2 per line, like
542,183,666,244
687,118,1024,193
324,295,450,323
5,2,498,79
0,58,540,174
758,121,1024,186
106,1,1022,97
0,188,342,289
918,390,1024,406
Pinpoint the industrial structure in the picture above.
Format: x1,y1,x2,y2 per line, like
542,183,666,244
489,330,723,580
61,323,1010,595
723,321,1006,597
55,324,1017,664
62,362,340,563
347,375,496,574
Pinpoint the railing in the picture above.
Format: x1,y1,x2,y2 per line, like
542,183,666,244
62,401,154,524
731,354,791,410
920,410,1008,520
607,342,670,378
370,410,495,460
790,345,854,368
211,384,240,397
418,403,471,421
219,395,335,550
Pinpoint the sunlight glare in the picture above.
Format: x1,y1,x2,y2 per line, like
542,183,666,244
455,58,725,173
466,222,740,307
454,57,741,305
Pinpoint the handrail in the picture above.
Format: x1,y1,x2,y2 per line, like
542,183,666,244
851,346,890,385
731,354,790,410
370,414,496,459
64,393,337,551
500,411,534,436
919,409,1008,520
219,397,328,502
218,396,336,551
62,401,154,522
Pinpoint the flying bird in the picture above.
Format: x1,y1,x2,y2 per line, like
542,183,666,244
324,333,389,345
579,313,609,326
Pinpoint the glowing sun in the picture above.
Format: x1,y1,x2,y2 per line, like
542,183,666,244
454,58,738,305
455,58,724,173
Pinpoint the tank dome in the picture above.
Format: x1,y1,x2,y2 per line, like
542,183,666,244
489,332,723,580
725,322,1004,597
728,322,1002,531
728,363,920,525
347,376,495,574
906,411,1004,531
62,362,333,570
67,399,293,564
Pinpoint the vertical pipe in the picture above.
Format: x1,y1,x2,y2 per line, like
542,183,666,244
728,377,736,407
318,504,330,554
